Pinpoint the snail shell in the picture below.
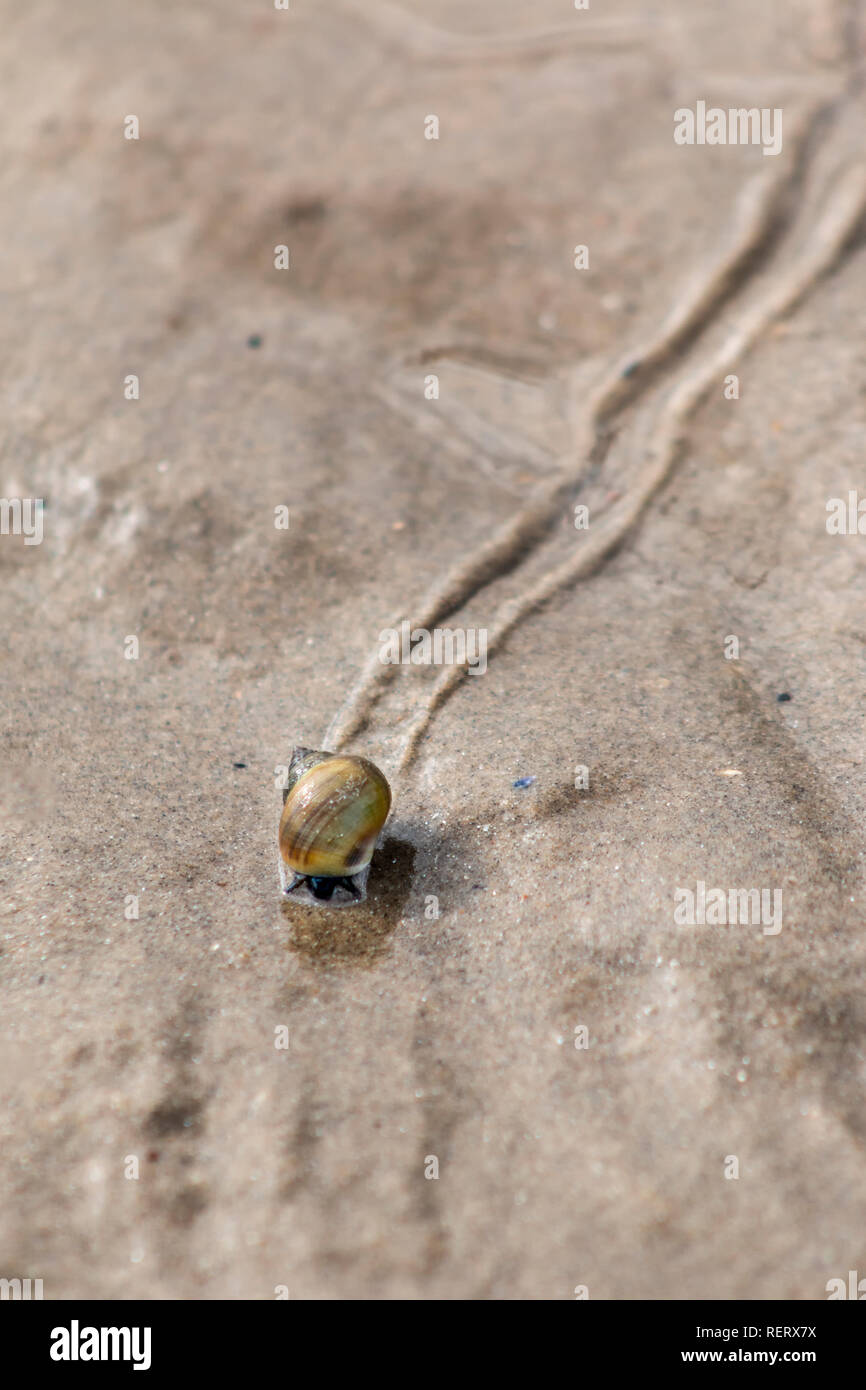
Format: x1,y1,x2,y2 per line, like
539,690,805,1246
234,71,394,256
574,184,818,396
278,748,391,905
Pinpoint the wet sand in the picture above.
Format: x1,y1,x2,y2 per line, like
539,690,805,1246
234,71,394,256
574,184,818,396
1,0,866,1298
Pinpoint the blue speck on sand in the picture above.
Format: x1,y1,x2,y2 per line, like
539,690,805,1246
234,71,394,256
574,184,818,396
513,776,536,789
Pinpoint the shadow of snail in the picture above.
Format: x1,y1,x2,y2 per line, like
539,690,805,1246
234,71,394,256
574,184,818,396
280,835,416,965
276,747,509,965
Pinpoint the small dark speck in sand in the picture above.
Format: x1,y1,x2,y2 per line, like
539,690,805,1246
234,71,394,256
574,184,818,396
247,334,263,349
776,692,792,702
233,761,247,768
621,360,640,378
513,776,536,789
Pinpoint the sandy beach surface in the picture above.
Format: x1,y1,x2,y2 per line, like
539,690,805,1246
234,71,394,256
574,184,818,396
2,0,866,1299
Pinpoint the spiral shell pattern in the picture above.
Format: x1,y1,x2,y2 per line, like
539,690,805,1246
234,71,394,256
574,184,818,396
278,754,391,878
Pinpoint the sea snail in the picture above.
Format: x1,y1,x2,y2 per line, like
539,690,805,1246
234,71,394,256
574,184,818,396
278,747,392,906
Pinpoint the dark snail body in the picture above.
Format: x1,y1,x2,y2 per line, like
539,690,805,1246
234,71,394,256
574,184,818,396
278,747,391,907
